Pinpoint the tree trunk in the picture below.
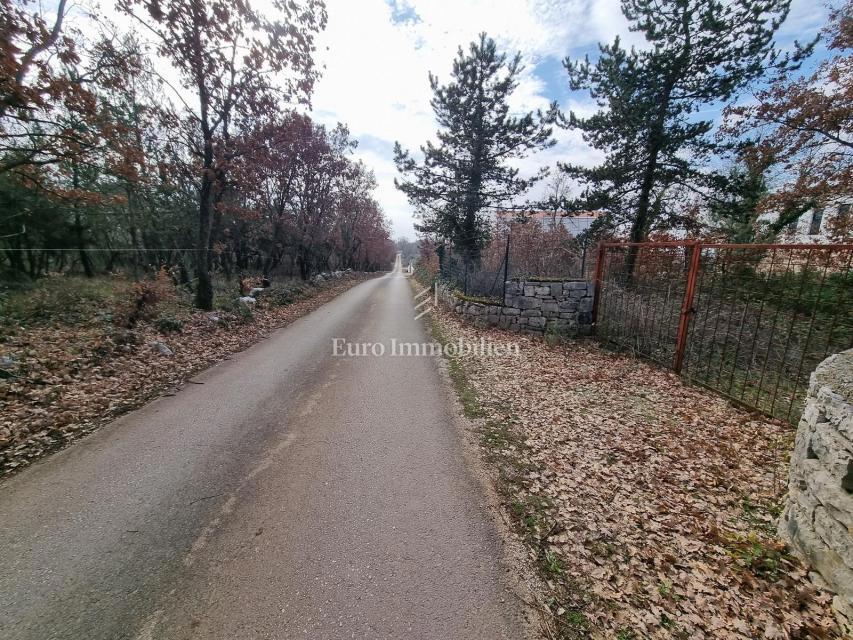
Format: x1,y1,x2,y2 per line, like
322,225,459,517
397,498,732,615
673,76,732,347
71,163,94,278
195,167,215,309
625,114,665,283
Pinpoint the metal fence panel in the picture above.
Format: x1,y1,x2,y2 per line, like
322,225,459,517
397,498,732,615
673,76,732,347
594,242,853,423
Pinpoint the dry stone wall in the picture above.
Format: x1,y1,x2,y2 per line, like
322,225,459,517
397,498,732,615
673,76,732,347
779,348,853,632
436,279,595,337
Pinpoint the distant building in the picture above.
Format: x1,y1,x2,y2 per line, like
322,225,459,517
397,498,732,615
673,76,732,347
761,199,852,244
494,210,603,236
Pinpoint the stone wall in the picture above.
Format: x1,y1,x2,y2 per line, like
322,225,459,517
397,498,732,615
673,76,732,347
779,348,853,631
436,279,595,337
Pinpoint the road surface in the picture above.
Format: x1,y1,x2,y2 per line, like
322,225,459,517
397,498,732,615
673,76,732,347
0,257,528,639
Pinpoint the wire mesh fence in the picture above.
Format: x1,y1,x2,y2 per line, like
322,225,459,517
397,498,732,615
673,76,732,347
594,242,853,423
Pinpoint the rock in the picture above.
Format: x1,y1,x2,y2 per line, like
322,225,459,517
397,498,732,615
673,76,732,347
781,348,853,624
528,317,546,328
520,309,542,317
542,301,560,316
0,355,18,370
501,307,521,316
236,296,256,306
249,287,265,297
516,296,541,310
534,286,551,297
151,342,174,356
559,300,579,312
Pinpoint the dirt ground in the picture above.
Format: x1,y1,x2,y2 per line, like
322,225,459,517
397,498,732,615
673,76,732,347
431,308,841,640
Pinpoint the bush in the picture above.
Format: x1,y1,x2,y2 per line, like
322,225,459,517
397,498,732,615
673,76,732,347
154,315,184,333
232,300,254,323
1,275,127,326
115,268,176,328
267,281,312,307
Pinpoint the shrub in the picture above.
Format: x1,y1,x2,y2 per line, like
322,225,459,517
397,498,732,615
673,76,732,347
115,268,176,328
154,315,184,333
232,300,254,323
267,281,311,307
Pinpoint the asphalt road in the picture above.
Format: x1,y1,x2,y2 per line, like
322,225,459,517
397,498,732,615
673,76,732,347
0,257,527,640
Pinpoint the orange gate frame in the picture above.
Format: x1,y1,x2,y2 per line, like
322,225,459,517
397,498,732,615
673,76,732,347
592,240,853,375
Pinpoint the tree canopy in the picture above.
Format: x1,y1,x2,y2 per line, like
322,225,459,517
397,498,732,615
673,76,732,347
561,0,812,248
0,0,395,300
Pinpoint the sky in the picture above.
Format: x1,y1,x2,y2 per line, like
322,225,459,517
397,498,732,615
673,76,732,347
307,0,830,240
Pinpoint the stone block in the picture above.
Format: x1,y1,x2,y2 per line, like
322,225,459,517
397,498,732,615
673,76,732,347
542,301,560,316
516,296,541,310
534,286,551,297
814,506,853,571
524,285,536,297
528,316,546,328
501,307,521,316
559,300,579,312
781,349,853,625
520,309,542,317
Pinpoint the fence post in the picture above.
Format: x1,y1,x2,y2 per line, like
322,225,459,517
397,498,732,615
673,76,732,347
463,258,468,295
674,241,702,374
591,242,606,327
502,231,510,305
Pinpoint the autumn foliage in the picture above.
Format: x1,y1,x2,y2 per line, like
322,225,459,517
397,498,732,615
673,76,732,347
0,0,395,304
723,1,853,239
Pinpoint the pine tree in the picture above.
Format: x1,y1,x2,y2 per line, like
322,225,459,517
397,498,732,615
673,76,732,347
708,159,770,243
562,0,812,257
394,33,555,262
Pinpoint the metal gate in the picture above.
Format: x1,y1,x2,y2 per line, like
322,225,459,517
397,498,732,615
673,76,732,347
592,241,853,423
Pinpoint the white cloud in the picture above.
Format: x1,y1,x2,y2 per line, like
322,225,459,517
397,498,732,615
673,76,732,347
313,0,628,239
